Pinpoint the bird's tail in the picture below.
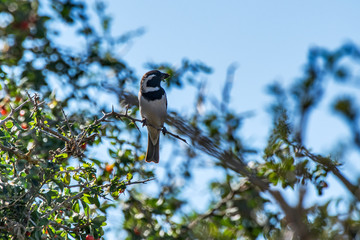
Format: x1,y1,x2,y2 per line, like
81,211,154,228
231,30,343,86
145,134,160,163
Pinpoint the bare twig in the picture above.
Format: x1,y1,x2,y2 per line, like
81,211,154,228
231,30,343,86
162,127,188,144
81,107,187,144
125,177,156,186
0,98,31,127
37,122,70,142
61,107,74,137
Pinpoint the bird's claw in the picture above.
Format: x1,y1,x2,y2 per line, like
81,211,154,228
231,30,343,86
162,126,167,135
141,118,147,127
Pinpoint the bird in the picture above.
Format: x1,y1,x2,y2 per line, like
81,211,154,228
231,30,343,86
138,70,169,163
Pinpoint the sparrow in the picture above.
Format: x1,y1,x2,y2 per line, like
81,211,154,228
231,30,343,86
138,70,169,163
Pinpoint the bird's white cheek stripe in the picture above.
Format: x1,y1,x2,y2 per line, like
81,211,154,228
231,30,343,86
142,74,159,92
144,74,156,82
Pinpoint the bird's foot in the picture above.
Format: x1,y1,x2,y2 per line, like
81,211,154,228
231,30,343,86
162,126,167,135
141,118,147,127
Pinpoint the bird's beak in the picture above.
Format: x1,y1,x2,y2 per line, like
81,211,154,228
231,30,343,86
161,73,170,80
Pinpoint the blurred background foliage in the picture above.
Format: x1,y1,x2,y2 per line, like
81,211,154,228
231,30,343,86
1,0,360,239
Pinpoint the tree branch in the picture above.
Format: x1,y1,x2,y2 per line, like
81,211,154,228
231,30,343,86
119,92,269,189
188,181,248,229
0,98,31,127
303,149,360,200
44,178,155,219
82,107,188,144
0,143,39,164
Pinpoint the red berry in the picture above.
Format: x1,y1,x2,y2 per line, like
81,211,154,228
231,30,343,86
86,235,95,240
26,231,31,237
134,227,140,235
0,107,8,115
20,21,29,30
21,123,28,130
81,143,87,150
105,164,114,173
20,109,26,116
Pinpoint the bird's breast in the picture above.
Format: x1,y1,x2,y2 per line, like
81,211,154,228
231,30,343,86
139,93,167,128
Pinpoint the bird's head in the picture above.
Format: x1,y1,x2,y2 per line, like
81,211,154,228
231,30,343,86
140,70,169,92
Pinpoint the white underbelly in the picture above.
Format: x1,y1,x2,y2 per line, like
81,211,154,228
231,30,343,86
139,94,167,128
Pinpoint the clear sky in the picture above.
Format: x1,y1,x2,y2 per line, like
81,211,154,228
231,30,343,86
106,0,360,147
46,0,360,238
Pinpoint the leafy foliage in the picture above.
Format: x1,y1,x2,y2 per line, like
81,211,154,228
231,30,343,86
1,0,360,240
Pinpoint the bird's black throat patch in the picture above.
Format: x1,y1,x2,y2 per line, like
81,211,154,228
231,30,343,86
146,77,161,88
142,88,165,101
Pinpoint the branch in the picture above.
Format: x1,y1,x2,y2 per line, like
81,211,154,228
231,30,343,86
162,127,188,144
0,142,39,164
303,149,360,200
44,178,155,218
118,92,270,190
125,177,156,186
48,221,90,233
37,122,70,142
61,107,74,137
167,113,269,190
44,190,87,219
188,181,248,229
268,188,311,239
82,107,188,144
0,98,31,127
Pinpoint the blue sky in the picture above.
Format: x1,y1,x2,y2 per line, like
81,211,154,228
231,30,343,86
105,1,360,166
107,0,360,147
43,0,360,238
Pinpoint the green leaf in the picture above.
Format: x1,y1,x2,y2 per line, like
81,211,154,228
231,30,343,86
98,203,116,213
38,217,49,226
92,215,106,227
82,196,91,204
5,121,13,129
55,153,68,159
126,173,133,181
73,201,80,213
93,195,100,208
73,174,79,181
64,173,71,185
81,200,90,216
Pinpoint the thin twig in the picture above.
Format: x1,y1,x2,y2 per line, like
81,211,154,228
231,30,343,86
81,107,187,144
61,108,74,137
37,122,70,142
162,127,188,144
0,98,31,127
125,177,156,186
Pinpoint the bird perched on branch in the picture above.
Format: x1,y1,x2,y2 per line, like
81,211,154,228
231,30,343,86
138,70,169,163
